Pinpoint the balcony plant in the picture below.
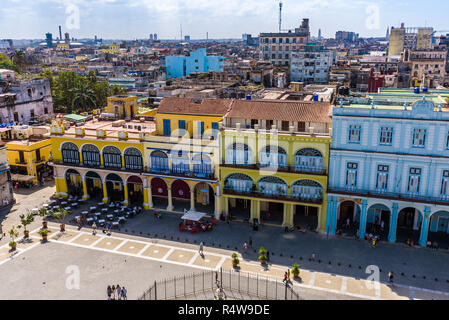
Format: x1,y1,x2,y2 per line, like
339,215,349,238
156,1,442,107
8,225,20,251
291,264,301,278
258,246,267,265
51,208,69,232
231,253,240,268
19,212,34,238
39,228,50,242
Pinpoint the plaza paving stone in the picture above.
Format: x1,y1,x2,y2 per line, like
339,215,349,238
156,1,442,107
314,273,343,291
192,253,222,269
16,237,39,250
50,230,80,242
166,249,196,264
71,234,101,246
94,237,124,250
140,245,169,259
116,241,147,255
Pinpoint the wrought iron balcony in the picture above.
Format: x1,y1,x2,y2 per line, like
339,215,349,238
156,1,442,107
221,162,326,175
223,187,323,204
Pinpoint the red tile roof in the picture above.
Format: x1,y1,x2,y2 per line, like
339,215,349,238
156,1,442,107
226,100,332,123
157,97,232,116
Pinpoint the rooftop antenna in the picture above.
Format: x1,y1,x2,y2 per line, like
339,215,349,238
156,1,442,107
180,23,182,41
279,1,283,32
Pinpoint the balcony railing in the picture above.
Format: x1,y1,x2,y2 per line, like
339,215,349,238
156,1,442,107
328,187,449,205
221,163,326,175
148,165,215,180
223,187,323,204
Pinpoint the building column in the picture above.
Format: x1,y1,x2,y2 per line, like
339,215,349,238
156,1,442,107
359,199,368,239
250,199,260,223
325,196,336,235
82,179,89,200
418,207,431,247
190,188,195,211
283,203,294,227
166,187,174,211
388,203,398,243
123,184,129,206
100,154,104,167
143,187,150,210
223,196,229,217
214,195,222,219
102,183,108,203
168,157,173,171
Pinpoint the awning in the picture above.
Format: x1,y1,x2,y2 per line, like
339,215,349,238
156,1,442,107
11,173,35,182
0,128,11,133
181,209,207,222
64,114,86,122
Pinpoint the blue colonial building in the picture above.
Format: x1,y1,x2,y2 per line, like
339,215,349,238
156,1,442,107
165,48,225,79
326,97,449,247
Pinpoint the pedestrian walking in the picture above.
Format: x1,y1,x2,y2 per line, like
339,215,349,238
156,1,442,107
249,236,252,248
372,238,376,248
356,229,360,239
199,241,204,255
76,216,81,228
388,271,394,285
116,284,121,300
106,222,111,235
107,285,112,298
311,253,316,261
266,250,270,261
92,222,97,235
282,272,288,283
381,220,385,231
243,242,248,253
346,218,350,228
121,287,127,300
287,269,291,281
111,285,116,299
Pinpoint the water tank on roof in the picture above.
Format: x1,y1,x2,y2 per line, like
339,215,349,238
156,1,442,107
313,94,319,102
246,95,252,101
414,87,420,94
422,87,428,93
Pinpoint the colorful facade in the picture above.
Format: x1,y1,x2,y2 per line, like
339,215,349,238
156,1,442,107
220,100,332,232
326,95,449,246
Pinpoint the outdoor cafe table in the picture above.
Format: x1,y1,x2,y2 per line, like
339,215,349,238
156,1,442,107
72,202,78,208
114,210,119,215
90,206,97,211
112,221,119,228
86,217,94,223
42,204,49,209
101,208,108,213
98,219,105,225
64,207,71,211
108,204,115,208
106,214,114,220
53,205,60,210
97,202,104,208
61,202,68,206
81,211,88,216
95,212,101,217
118,216,126,221
31,208,39,215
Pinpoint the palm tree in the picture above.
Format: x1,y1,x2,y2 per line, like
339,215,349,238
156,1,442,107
12,50,26,73
72,80,96,113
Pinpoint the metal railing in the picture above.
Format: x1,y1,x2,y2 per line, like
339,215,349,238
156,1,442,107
138,268,301,300
223,187,323,204
221,163,326,175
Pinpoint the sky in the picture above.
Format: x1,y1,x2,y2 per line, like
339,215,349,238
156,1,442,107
0,0,448,40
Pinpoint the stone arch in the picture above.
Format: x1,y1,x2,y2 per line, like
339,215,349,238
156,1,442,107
291,179,323,200
102,145,122,168
226,142,253,165
150,150,169,171
366,203,391,236
337,200,361,226
224,173,254,193
81,144,100,166
61,141,79,164
84,171,103,199
171,179,190,200
105,173,124,202
294,148,324,171
257,176,287,196
126,175,143,204
124,147,143,171
192,153,213,176
65,168,82,196
259,145,287,168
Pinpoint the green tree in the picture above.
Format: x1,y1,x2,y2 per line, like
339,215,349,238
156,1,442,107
12,50,26,73
110,84,125,96
93,81,111,108
53,71,80,113
0,53,16,71
72,79,96,113
87,70,97,84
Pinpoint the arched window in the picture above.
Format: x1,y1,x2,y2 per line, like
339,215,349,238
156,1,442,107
81,144,100,166
294,148,323,172
226,143,253,165
150,150,169,172
124,148,142,171
259,145,287,168
103,146,122,168
258,176,287,196
225,173,253,193
292,180,323,200
171,150,190,174
61,142,79,164
192,153,212,176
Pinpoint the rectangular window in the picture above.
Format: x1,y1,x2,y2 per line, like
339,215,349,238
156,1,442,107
345,162,358,188
412,128,426,147
178,120,186,130
441,170,449,198
298,122,305,132
376,165,389,191
163,119,171,136
348,125,361,143
379,127,393,145
446,131,449,149
407,168,421,193
212,122,218,139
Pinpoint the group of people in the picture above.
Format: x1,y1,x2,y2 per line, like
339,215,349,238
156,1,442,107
364,233,380,247
426,240,439,250
107,284,127,300
284,224,310,234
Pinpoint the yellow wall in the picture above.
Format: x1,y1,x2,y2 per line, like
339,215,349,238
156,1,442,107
6,139,52,181
106,96,138,118
155,113,222,138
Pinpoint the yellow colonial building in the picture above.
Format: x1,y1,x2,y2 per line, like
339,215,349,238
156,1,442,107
220,100,332,232
51,96,153,207
2,125,52,184
143,97,230,217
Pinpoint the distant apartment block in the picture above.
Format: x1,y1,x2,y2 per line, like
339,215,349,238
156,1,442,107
290,43,332,84
259,19,311,67
165,49,225,79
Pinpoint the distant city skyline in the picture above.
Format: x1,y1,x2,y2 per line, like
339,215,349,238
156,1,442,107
1,0,448,40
